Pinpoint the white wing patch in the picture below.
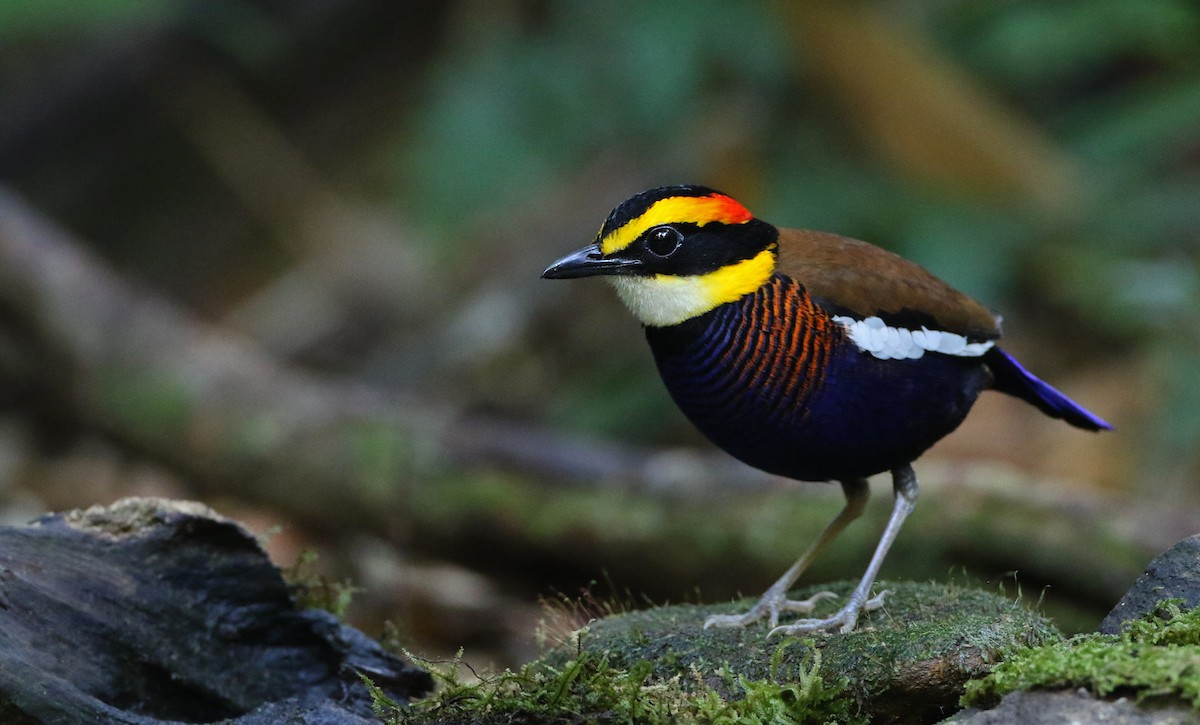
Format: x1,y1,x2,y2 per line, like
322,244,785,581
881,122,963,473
831,315,994,360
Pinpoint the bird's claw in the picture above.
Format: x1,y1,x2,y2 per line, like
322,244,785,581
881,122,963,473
863,589,889,612
703,590,838,630
766,589,890,637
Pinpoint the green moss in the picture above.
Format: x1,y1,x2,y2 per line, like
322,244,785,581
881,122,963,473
554,580,1056,721
377,581,1055,723
367,645,857,725
282,550,359,618
962,600,1200,709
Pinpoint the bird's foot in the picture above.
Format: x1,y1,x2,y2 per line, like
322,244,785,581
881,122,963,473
703,589,838,630
766,589,889,637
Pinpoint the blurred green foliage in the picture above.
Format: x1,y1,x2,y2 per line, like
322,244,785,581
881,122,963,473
0,1,177,35
395,0,788,239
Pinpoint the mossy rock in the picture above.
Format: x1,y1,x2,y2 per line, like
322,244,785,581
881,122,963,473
387,581,1057,724
962,599,1200,718
543,580,1058,723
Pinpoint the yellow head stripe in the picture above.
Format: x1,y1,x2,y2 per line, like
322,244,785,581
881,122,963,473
599,194,753,255
687,247,777,308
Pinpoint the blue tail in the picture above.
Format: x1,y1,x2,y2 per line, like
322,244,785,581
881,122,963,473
984,348,1111,431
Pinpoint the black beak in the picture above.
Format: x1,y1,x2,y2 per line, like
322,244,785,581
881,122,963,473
541,244,642,279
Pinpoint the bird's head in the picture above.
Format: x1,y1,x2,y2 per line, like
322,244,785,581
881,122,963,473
542,185,779,327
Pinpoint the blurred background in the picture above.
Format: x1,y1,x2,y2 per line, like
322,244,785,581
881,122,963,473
0,0,1198,672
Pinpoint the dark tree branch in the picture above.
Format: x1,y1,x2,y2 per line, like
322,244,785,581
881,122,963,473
0,186,774,514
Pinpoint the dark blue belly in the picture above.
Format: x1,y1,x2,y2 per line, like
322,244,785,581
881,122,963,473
644,280,989,481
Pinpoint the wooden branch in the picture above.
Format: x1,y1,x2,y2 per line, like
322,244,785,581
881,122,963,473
0,185,773,508
0,186,429,530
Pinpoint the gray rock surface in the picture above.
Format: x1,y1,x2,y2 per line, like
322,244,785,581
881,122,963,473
948,689,1199,724
0,497,431,724
1102,534,1200,634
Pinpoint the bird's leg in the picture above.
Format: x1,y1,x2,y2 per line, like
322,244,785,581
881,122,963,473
704,478,869,630
768,465,919,636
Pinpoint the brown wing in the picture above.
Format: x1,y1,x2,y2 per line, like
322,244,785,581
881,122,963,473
776,228,1001,340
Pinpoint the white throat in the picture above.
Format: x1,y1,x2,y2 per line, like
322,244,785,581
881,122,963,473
608,275,715,327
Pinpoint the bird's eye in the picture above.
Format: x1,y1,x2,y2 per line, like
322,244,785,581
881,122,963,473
645,226,683,257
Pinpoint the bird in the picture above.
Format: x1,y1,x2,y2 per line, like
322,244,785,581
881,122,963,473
542,184,1111,636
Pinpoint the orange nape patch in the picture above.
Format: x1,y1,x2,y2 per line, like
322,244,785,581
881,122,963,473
599,193,754,255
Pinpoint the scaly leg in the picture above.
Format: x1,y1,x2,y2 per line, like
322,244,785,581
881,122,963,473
768,464,919,636
703,478,870,630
